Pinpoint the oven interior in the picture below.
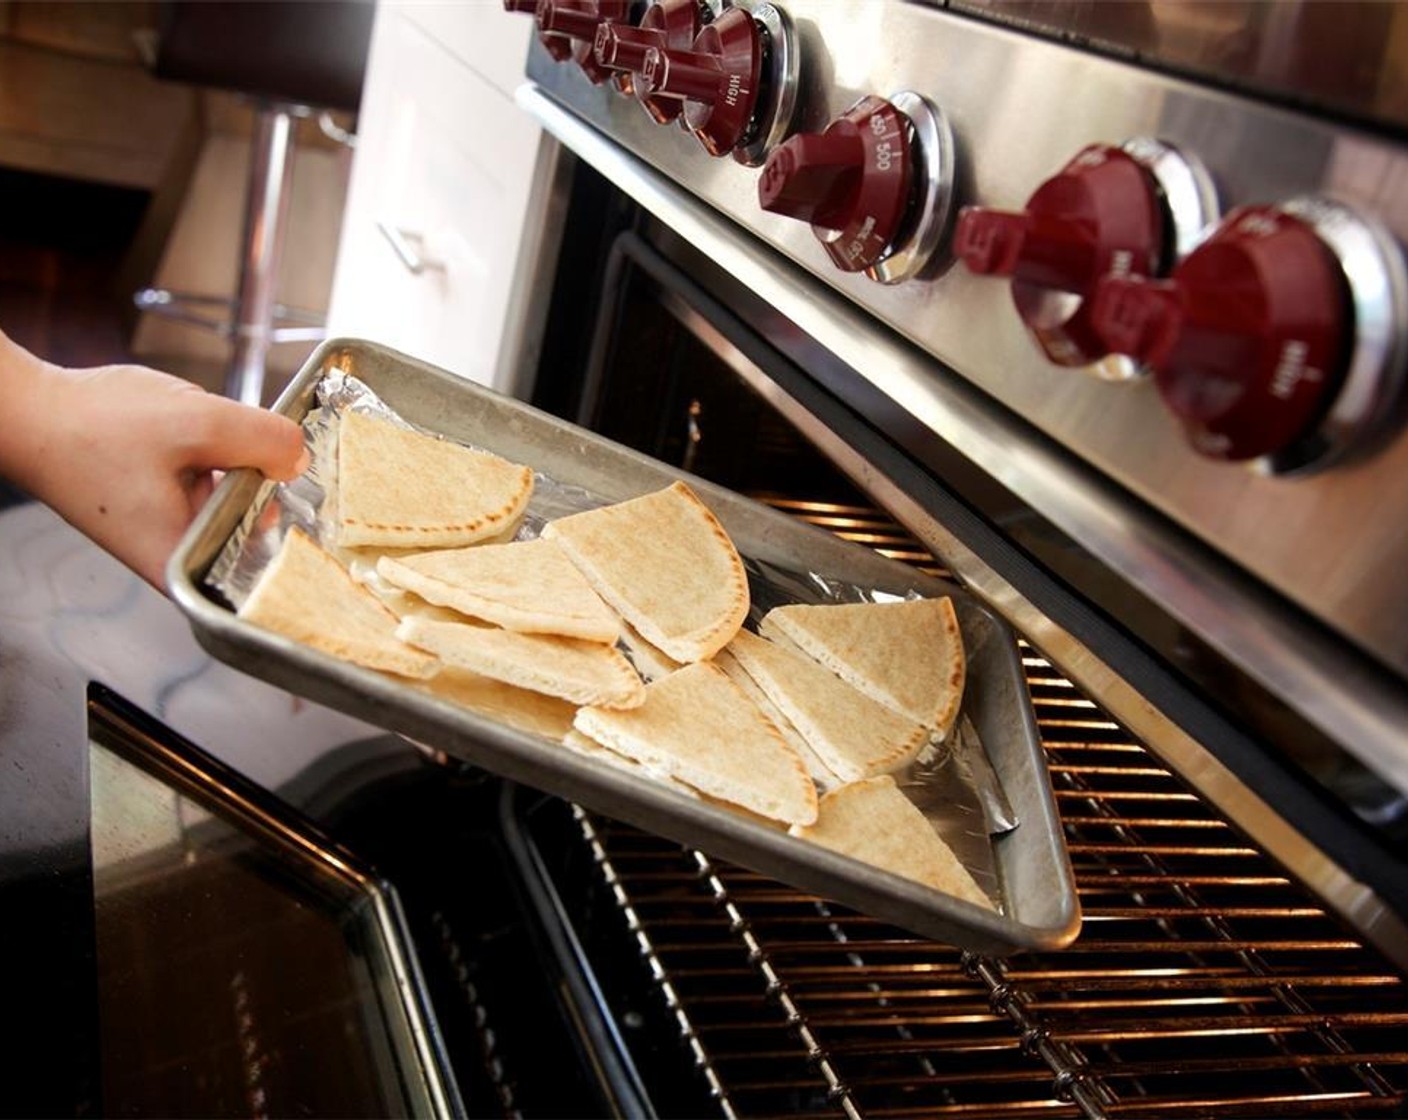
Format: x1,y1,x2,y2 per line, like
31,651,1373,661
510,163,1408,1116
314,533,1408,1119
230,584,1408,1118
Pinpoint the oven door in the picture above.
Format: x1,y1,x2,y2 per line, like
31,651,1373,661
87,685,458,1118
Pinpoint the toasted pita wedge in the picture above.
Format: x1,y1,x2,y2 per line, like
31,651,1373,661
377,538,619,643
561,729,700,797
239,528,438,679
726,629,927,783
790,775,995,911
573,718,787,830
417,665,578,740
714,649,842,791
574,662,818,826
397,615,644,709
541,481,747,663
761,597,966,737
336,410,533,548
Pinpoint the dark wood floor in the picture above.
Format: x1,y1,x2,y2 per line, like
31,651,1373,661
0,166,151,369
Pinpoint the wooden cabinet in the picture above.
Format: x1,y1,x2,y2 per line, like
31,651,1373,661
326,5,545,391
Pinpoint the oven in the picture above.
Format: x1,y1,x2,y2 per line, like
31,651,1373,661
5,1,1408,1117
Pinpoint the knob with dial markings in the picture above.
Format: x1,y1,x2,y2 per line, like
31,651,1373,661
955,139,1215,376
1093,198,1408,474
639,7,763,157
759,96,907,273
637,3,797,165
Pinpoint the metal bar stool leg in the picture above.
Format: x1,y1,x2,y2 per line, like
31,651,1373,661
225,103,297,405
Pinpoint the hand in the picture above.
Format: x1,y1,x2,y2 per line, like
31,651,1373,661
2,334,307,591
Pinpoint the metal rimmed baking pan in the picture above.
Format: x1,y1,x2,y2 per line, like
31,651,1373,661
169,338,1081,954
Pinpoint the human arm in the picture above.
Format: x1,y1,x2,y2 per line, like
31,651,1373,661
0,329,308,591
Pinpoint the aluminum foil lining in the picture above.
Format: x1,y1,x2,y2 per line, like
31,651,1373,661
207,370,1017,910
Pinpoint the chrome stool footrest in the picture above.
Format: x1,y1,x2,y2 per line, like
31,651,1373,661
133,288,327,344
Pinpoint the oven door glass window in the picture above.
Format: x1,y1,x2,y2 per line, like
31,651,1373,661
87,686,458,1118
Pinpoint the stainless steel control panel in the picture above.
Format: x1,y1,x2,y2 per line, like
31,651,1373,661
516,0,1408,688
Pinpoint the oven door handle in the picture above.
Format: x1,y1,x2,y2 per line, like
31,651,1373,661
376,221,445,276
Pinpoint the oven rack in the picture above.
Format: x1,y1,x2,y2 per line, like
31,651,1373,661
546,498,1408,1120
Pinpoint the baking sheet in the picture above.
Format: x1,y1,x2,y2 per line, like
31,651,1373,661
169,338,1081,954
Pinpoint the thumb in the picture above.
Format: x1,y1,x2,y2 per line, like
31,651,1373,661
189,398,309,481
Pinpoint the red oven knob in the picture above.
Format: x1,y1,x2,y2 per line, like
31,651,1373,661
1093,199,1408,474
519,0,630,85
594,0,703,122
759,96,911,273
638,8,762,157
955,140,1216,374
637,4,798,165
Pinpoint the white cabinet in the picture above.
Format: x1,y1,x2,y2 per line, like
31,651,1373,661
327,4,544,390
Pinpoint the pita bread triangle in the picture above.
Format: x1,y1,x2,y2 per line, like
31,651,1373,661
726,629,927,784
561,728,701,798
790,775,995,911
377,538,620,643
540,481,748,663
336,410,533,548
397,613,644,709
574,662,818,826
239,527,438,679
761,597,966,737
714,648,843,791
